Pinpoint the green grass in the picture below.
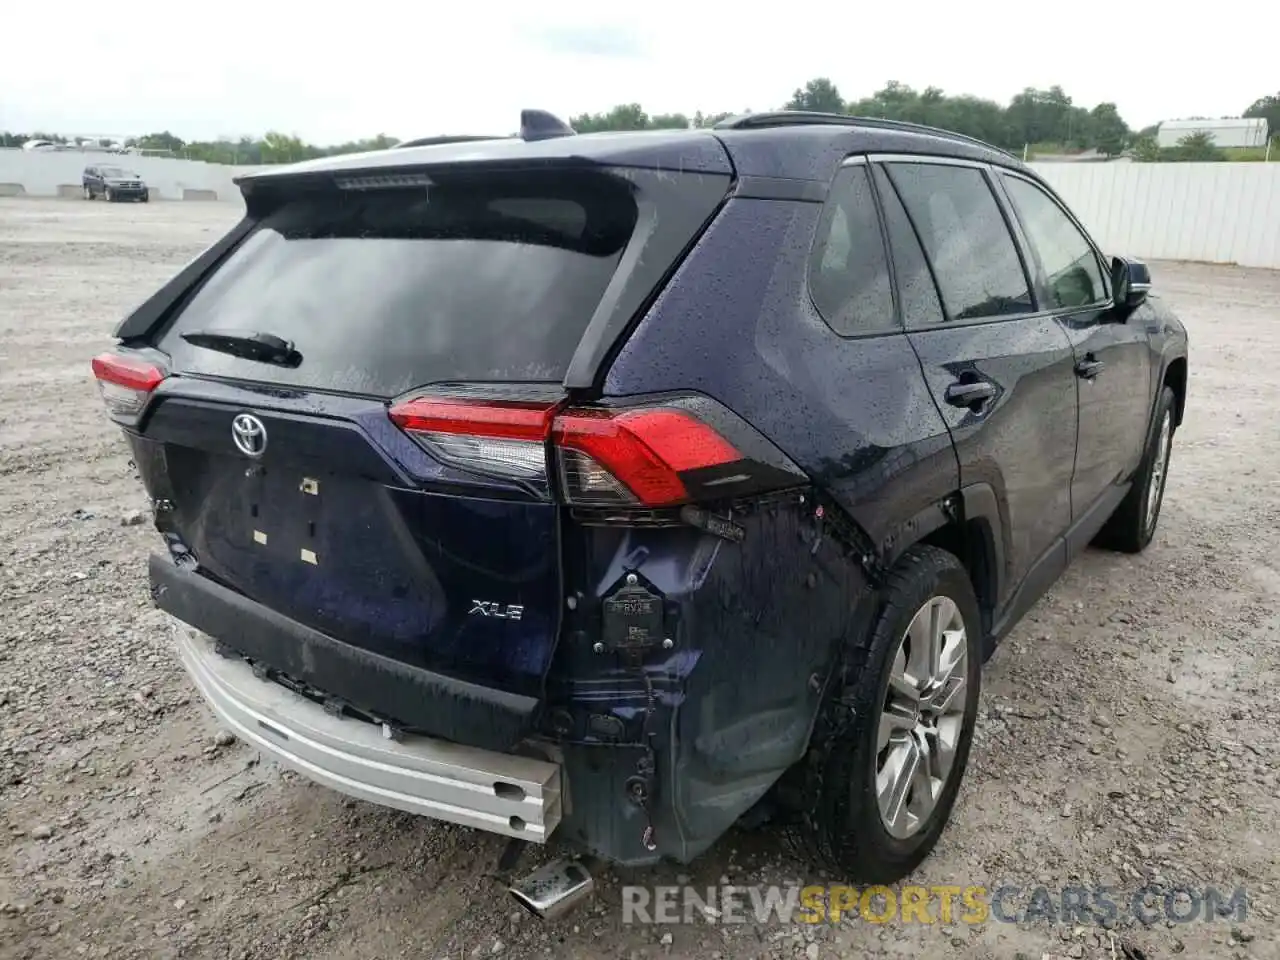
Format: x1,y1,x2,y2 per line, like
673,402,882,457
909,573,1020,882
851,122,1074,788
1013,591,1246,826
1220,146,1278,161
1024,142,1077,158
1024,142,1279,162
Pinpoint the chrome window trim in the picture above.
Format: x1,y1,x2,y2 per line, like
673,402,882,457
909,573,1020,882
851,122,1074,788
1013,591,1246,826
859,152,994,170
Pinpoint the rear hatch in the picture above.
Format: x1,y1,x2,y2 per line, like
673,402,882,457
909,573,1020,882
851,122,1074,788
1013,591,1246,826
101,149,733,742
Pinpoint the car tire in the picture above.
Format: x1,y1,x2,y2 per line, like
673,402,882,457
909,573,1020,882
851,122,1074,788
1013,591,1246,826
1093,385,1176,554
83,185,93,200
791,545,982,883
104,188,114,202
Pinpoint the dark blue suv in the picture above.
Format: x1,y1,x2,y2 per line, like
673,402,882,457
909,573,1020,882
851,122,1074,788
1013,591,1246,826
92,110,1188,913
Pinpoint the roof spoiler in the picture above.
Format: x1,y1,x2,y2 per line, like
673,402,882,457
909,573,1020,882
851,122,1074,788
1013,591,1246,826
396,134,509,149
393,110,576,150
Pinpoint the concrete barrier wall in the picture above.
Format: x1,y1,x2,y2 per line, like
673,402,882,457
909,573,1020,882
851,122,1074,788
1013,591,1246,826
1030,161,1280,269
0,148,259,202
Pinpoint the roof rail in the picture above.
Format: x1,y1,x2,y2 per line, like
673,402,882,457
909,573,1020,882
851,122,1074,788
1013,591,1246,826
712,111,1015,159
395,134,511,149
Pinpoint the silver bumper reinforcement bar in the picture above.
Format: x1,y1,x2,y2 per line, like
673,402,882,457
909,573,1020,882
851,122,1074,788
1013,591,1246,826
172,621,562,842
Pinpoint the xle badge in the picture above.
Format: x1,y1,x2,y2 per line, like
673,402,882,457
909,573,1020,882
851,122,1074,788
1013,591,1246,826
469,600,524,621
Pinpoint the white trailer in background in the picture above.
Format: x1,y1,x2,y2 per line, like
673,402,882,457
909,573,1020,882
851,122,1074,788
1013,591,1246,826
1156,117,1270,149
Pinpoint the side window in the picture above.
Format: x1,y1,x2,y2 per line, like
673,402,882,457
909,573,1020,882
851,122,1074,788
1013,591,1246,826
1001,175,1107,309
808,164,896,336
871,166,945,328
886,163,1034,322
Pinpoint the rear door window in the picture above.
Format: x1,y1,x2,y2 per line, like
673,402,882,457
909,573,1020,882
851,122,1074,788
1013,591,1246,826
158,171,639,397
885,163,1034,323
871,166,945,328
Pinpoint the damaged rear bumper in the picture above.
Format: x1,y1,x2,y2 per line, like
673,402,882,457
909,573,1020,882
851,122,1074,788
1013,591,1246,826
147,554,537,752
172,619,563,842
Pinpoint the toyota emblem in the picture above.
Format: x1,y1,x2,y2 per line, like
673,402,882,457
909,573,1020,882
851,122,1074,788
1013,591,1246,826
231,413,267,457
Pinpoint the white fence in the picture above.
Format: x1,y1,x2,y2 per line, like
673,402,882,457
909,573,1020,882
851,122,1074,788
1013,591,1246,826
2,147,1278,269
1030,161,1280,269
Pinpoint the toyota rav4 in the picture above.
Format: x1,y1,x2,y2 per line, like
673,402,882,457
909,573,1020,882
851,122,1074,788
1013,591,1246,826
91,109,1188,916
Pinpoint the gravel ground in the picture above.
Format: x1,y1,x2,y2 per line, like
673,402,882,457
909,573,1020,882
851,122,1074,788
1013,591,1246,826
1,197,1278,960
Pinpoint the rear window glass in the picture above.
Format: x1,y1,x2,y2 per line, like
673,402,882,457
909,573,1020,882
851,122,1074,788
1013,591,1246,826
158,172,638,396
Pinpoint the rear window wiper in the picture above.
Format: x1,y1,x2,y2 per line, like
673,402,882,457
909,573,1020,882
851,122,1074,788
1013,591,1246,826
179,330,302,367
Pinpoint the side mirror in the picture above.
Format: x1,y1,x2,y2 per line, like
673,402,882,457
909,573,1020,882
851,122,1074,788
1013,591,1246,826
1111,256,1151,309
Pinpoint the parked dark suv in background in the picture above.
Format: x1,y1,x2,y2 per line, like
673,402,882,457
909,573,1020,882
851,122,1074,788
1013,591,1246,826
91,109,1187,917
82,164,149,202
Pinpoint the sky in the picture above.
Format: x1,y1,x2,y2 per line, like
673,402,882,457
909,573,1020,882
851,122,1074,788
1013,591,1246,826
0,0,1271,144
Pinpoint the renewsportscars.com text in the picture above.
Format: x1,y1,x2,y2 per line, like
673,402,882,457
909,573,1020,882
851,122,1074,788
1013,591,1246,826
621,884,1248,926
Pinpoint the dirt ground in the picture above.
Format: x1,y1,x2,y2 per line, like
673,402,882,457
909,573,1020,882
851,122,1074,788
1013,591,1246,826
1,197,1278,960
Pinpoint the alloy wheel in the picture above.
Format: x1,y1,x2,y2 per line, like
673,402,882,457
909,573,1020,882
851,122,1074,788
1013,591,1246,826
1145,411,1172,535
875,596,968,839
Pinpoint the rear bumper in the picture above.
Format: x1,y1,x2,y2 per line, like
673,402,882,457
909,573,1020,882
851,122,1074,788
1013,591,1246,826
172,617,563,841
148,554,537,751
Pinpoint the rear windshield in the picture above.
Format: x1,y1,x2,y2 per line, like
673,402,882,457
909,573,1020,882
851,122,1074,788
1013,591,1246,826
157,171,638,396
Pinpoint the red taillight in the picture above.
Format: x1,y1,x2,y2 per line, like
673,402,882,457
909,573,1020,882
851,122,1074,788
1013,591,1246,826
388,396,742,507
554,409,740,506
388,397,556,482
91,352,166,425
388,397,553,441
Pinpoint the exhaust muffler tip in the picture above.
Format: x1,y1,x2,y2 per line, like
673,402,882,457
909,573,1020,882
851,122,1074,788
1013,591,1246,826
509,858,595,922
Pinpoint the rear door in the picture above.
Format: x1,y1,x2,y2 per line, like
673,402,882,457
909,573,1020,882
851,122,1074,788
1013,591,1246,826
873,157,1079,619
994,170,1151,529
135,168,696,703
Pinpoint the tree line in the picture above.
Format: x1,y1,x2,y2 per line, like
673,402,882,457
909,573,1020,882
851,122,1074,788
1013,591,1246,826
562,81,1132,156
768,80,1276,161
3,81,1277,165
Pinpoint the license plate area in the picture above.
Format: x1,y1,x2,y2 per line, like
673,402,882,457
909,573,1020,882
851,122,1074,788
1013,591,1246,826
241,465,330,567
159,440,562,693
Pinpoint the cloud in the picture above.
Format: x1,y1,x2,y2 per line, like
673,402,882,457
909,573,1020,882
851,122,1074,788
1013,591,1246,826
519,23,648,59
0,0,1271,144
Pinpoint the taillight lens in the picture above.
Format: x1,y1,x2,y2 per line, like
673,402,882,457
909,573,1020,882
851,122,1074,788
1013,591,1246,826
553,409,740,506
387,396,743,507
91,353,166,426
388,397,555,481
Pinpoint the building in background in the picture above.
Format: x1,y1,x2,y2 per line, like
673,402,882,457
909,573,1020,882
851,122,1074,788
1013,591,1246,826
1156,117,1269,149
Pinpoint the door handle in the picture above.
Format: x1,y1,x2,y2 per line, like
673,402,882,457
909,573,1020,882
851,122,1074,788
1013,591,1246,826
1075,358,1106,380
944,380,996,408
